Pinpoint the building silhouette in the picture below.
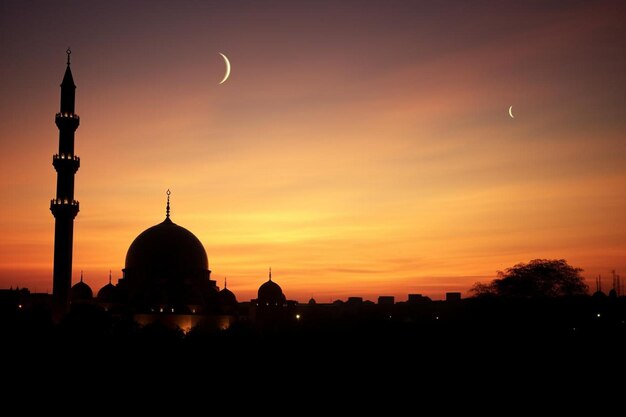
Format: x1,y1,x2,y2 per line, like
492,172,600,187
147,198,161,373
251,268,295,326
70,271,92,302
50,49,81,313
256,268,286,307
116,190,218,314
64,191,235,331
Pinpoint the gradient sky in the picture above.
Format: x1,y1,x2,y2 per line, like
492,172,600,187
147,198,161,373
1,0,625,301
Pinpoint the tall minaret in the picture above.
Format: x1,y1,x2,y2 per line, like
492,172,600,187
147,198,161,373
50,48,80,311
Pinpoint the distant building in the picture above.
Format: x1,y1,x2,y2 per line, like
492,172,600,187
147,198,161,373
446,292,462,302
255,268,286,307
408,294,430,304
347,297,363,305
251,269,296,325
378,296,395,305
0,288,31,312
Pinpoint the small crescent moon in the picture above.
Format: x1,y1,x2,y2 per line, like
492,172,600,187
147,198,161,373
508,105,515,119
219,52,231,85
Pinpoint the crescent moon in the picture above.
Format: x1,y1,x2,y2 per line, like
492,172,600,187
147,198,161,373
508,105,515,119
219,52,231,85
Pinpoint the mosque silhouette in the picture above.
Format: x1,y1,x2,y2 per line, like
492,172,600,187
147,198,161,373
50,50,289,329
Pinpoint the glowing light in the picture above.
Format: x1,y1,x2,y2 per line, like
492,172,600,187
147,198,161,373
296,314,300,320
597,313,601,317
18,304,22,309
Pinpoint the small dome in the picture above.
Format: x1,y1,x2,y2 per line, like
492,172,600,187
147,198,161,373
218,287,237,306
258,273,286,306
71,279,93,301
98,271,118,302
97,283,118,302
308,297,316,305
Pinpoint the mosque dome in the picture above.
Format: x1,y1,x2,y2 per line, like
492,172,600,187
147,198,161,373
97,272,119,302
219,287,237,306
125,217,208,274
119,194,216,310
257,269,286,306
97,283,117,301
217,279,238,313
70,274,93,301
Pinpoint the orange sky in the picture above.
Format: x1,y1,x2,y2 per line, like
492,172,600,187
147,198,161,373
1,1,625,301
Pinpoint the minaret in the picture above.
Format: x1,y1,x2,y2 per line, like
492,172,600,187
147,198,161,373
50,48,80,312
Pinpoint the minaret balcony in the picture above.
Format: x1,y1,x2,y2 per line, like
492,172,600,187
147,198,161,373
50,198,79,206
55,112,80,120
53,153,80,162
52,154,80,172
50,199,80,218
55,112,80,129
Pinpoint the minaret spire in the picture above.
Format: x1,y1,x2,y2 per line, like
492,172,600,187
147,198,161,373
166,189,171,219
51,49,81,314
224,277,227,289
269,267,272,281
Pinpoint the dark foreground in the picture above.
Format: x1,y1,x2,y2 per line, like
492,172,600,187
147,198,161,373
4,297,625,370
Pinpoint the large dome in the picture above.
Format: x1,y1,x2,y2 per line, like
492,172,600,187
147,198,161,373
121,216,215,310
125,217,208,272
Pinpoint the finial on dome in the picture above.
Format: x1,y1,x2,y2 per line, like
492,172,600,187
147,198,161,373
80,270,83,282
109,270,112,284
66,48,71,66
269,267,272,281
166,189,171,219
224,277,227,289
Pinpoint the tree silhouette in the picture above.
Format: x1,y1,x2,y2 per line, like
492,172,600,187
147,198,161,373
471,259,588,298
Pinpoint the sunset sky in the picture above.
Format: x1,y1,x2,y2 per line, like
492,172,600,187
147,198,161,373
1,0,625,301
